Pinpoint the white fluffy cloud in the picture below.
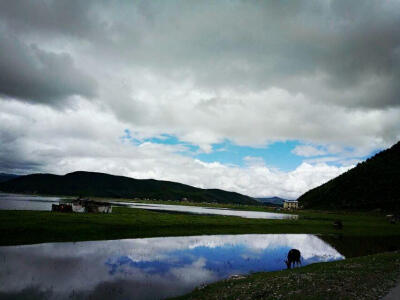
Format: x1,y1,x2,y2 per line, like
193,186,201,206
292,145,327,157
1,1,400,198
0,99,353,198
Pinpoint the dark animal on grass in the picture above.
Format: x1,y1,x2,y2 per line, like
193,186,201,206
389,215,399,224
285,249,301,269
333,220,343,229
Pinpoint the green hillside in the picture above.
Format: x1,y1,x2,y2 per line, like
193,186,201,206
256,197,287,205
0,173,20,183
298,141,400,211
0,171,257,205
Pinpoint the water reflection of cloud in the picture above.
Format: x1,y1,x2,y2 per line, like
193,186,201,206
0,234,344,300
117,201,298,220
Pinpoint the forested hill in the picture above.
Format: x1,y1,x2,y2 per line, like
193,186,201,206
298,141,400,211
0,171,257,205
256,197,287,206
0,173,20,183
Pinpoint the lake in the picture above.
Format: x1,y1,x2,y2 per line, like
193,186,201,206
0,192,62,211
113,201,296,219
0,234,343,300
0,193,296,219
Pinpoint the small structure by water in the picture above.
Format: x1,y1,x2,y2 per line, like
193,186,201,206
283,200,299,210
52,198,112,213
51,203,73,213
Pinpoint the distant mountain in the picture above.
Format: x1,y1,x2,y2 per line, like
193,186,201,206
0,171,258,205
0,173,20,183
256,197,287,206
298,141,400,211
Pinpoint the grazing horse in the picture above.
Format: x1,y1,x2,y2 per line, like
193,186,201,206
285,249,301,269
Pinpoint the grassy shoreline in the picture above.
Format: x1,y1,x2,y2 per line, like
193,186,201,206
1,206,400,247
2,205,400,298
173,251,400,300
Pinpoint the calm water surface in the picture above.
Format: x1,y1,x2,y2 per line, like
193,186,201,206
0,193,62,211
0,192,297,219
114,201,297,219
0,234,343,300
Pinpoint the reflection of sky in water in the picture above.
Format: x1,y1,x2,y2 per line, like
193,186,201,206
0,234,344,300
105,244,295,278
113,201,297,219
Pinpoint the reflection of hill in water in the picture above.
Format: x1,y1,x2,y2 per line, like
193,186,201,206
320,235,400,258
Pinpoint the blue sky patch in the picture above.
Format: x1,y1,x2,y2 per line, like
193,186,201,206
121,129,376,171
196,140,303,171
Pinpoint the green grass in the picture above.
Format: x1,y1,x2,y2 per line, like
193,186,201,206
173,251,400,300
1,207,400,247
2,206,400,299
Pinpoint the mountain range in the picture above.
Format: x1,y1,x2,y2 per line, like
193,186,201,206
0,171,257,205
256,197,287,206
2,140,399,210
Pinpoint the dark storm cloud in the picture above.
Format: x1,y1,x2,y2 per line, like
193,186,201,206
0,34,96,103
0,0,399,193
0,0,99,103
0,0,101,38
89,0,400,108
1,0,399,107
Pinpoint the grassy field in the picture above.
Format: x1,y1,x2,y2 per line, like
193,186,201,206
173,251,400,300
2,205,400,299
1,206,400,247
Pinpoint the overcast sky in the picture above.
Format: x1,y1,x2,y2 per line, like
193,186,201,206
1,0,399,198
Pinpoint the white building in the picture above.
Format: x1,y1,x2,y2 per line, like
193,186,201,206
71,199,112,213
283,200,299,210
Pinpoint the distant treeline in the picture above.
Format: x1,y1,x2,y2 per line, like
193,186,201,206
298,141,400,211
0,171,258,205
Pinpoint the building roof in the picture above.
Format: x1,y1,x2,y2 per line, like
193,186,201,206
284,199,298,203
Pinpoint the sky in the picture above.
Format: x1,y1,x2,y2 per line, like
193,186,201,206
1,0,399,199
